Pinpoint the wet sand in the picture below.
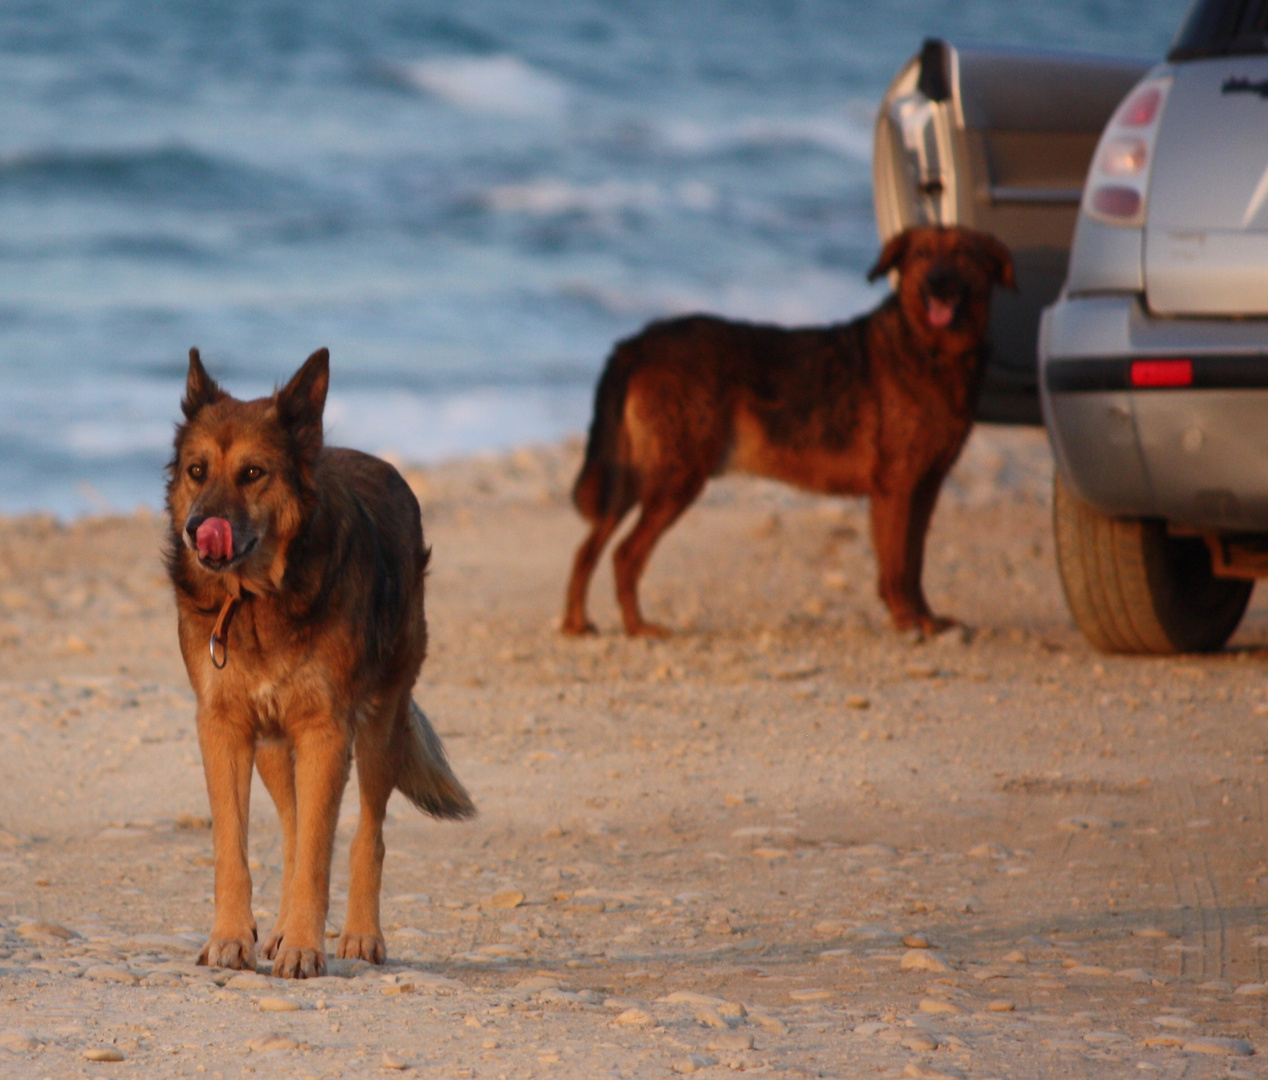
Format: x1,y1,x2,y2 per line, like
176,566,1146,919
0,425,1265,1079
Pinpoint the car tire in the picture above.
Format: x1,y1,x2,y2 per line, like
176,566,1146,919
1052,473,1252,654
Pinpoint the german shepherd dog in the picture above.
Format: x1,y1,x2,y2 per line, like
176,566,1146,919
167,347,474,979
563,226,1013,638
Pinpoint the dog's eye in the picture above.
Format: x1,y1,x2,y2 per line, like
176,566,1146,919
187,463,205,481
240,465,265,484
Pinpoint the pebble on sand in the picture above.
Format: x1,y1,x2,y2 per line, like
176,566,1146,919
901,949,951,973
481,890,526,910
671,1053,717,1074
1234,983,1268,996
83,1046,126,1062
1182,1037,1254,1056
614,1008,656,1027
226,972,273,991
380,1050,410,1069
708,1031,755,1052
919,998,962,1014
789,988,836,1002
0,1029,43,1051
256,996,302,1012
246,1033,299,1053
900,1030,940,1052
986,999,1015,1012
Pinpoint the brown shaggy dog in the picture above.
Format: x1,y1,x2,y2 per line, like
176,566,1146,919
167,347,474,979
562,226,1014,638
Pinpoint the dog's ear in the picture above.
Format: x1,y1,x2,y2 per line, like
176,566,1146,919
867,229,912,282
277,347,330,457
976,232,1016,291
182,348,227,419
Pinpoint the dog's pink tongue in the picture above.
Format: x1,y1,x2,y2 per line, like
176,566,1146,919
927,298,955,329
196,517,234,562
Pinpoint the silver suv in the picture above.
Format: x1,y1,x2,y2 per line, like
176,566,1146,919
876,4,1268,654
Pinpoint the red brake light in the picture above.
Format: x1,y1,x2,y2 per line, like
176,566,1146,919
1083,76,1171,227
1120,87,1162,127
1130,359,1192,388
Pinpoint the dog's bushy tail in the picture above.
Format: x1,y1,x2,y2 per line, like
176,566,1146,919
572,340,638,521
397,701,476,820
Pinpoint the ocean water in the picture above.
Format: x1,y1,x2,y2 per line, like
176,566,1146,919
0,0,1188,516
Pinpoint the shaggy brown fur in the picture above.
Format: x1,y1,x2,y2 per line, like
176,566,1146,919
167,347,474,979
563,226,1014,637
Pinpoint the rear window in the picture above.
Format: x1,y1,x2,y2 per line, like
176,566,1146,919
1170,0,1268,59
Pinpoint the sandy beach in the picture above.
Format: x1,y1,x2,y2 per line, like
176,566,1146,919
1,424,1266,1079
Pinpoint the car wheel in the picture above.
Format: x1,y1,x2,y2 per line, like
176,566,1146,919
1052,473,1252,654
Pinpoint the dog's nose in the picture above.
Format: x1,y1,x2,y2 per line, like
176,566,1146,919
185,515,207,544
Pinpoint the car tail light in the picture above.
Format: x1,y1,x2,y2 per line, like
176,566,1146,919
1083,77,1172,228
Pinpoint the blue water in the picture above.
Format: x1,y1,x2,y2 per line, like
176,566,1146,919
0,0,1188,516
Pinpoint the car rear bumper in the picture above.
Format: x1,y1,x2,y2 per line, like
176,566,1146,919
1040,293,1268,531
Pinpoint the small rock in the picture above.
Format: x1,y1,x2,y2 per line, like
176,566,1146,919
789,988,836,1002
226,973,273,991
748,1011,786,1035
1143,1036,1187,1048
1153,1015,1198,1030
1235,983,1268,996
854,1021,890,1035
902,933,932,949
694,1008,729,1029
659,991,728,1007
1002,950,1028,964
1132,927,1173,939
515,975,561,992
83,1047,126,1062
481,890,526,910
903,1064,965,1080
1182,1037,1254,1056
614,1009,656,1027
1067,965,1113,976
1115,968,1153,982
900,1030,940,1052
919,998,962,1014
247,1033,299,1053
257,996,302,1012
846,695,871,710
16,921,76,941
986,999,1015,1012
0,1029,42,1051
708,1031,754,1052
380,1051,410,1069
671,1054,716,1074
901,949,951,973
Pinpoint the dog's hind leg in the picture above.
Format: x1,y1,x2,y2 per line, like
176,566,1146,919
197,716,259,971
337,711,396,965
254,739,297,960
613,478,705,637
562,512,627,635
272,721,351,979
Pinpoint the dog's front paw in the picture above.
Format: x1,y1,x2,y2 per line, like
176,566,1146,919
273,943,327,979
561,617,598,636
337,932,386,965
198,936,257,971
259,930,284,961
